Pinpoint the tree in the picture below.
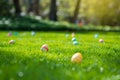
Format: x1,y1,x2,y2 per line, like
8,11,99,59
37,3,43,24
28,0,40,16
82,0,120,26
13,0,21,16
27,0,33,13
49,0,57,21
72,0,81,23
34,0,40,15
0,0,11,16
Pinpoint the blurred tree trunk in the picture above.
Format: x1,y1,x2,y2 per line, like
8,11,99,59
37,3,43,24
13,0,21,16
28,0,40,16
27,0,34,13
33,0,40,15
72,0,81,23
49,0,57,21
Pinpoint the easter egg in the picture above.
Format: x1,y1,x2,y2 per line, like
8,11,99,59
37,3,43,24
9,40,15,44
31,31,36,36
99,39,104,43
40,44,48,52
72,37,77,41
7,32,12,36
73,41,78,45
13,32,19,36
94,34,98,38
71,53,83,63
71,32,75,37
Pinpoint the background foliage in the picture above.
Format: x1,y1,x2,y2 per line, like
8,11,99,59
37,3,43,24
0,0,120,31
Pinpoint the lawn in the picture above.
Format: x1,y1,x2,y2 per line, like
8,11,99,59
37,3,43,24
0,31,120,80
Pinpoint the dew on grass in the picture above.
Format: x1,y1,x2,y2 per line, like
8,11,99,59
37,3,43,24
18,71,24,78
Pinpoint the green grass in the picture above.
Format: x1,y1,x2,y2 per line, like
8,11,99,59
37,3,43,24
0,31,120,80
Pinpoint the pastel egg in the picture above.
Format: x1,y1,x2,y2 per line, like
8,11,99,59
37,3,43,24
71,32,75,37
14,32,19,36
72,37,77,41
99,39,104,43
73,41,78,45
71,53,83,63
94,34,98,38
31,31,36,36
7,32,12,36
41,44,48,48
9,40,15,44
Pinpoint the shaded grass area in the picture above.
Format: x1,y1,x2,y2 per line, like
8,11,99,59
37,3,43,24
0,31,120,80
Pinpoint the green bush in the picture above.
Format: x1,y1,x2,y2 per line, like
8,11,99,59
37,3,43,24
0,16,120,31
